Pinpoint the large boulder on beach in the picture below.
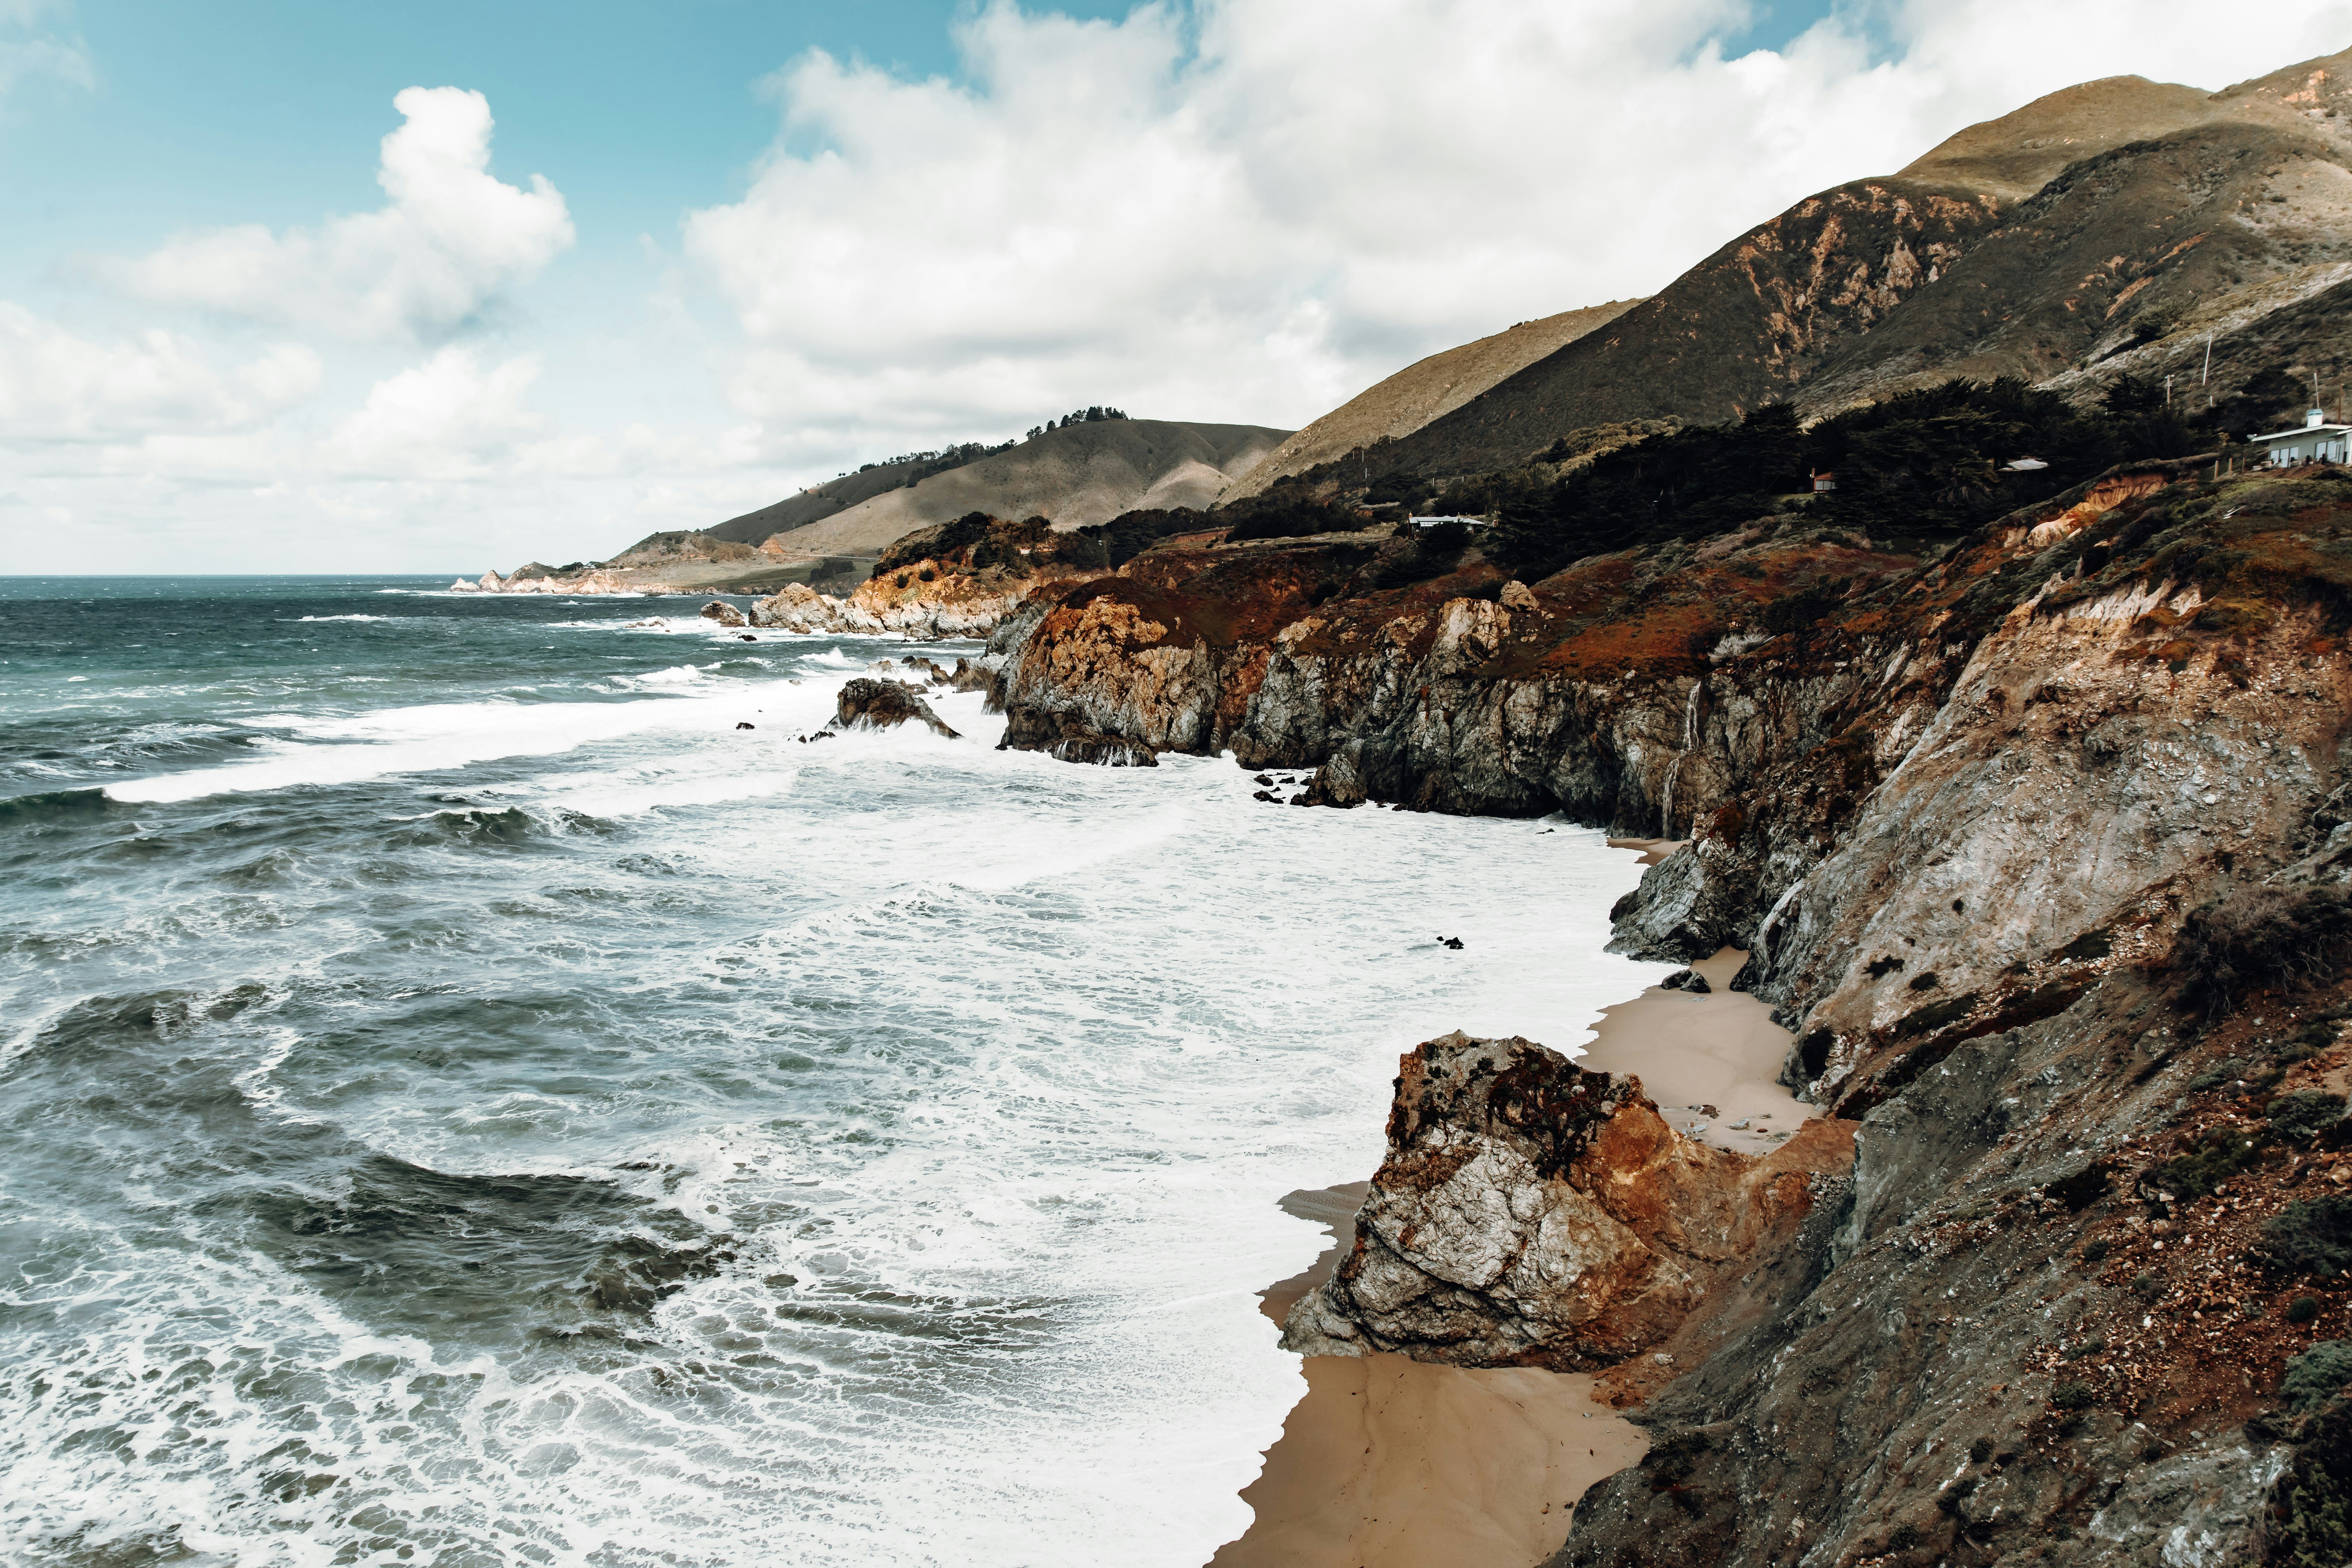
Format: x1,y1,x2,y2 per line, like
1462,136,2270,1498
1281,1031,1853,1370
830,678,960,739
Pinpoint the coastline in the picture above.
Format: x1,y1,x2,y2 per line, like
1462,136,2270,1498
1213,1185,1645,1568
1214,846,1802,1567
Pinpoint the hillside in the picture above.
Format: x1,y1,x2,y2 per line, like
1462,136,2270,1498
737,419,1287,562
704,453,960,548
1346,49,2352,485
1216,301,1640,503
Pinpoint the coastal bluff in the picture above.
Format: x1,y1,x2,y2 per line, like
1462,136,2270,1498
1281,1032,1855,1371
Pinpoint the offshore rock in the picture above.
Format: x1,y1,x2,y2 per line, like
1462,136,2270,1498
1281,1032,1855,1370
829,679,960,739
698,600,748,628
996,704,1157,766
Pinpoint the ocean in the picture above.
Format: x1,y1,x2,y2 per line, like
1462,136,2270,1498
0,576,1659,1568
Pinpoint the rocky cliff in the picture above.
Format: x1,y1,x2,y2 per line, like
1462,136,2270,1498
986,458,2352,1563
1281,1032,1855,1371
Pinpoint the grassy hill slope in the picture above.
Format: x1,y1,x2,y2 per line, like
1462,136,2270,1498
752,419,1287,561
1217,301,1641,503
1350,49,2352,485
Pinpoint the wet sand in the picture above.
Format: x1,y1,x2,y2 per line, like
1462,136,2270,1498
1575,945,1813,1156
1213,900,1804,1565
1213,1188,1646,1568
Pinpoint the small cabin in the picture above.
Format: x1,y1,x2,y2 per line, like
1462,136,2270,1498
2250,408,2352,467
1809,470,1836,493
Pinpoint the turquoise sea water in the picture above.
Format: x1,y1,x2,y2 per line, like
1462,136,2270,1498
0,576,1657,1567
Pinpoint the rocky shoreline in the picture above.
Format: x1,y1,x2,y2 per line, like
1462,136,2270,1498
935,461,2352,1564
622,459,2352,1562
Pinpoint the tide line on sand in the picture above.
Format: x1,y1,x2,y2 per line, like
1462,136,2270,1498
1215,936,1816,1568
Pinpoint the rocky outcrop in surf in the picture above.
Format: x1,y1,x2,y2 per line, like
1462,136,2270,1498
1281,1032,1855,1370
829,678,960,739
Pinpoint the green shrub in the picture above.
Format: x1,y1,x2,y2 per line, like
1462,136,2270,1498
2175,884,2352,1017
2082,1238,2112,1263
2267,1198,2352,1277
2138,1439,2164,1461
2286,1339,2352,1412
2189,1057,2247,1091
1887,1522,1922,1550
2150,1125,2267,1197
2291,1296,2324,1325
2134,1271,2162,1300
1969,1436,1992,1464
2052,1382,2095,1411
2273,1091,2350,1143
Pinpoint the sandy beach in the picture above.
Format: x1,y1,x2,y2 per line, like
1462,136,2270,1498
1575,943,1812,1156
1213,846,1812,1565
1212,1189,1645,1568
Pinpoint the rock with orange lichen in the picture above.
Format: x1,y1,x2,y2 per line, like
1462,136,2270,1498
1281,1031,1855,1370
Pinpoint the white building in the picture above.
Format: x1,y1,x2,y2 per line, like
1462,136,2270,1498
2249,408,2352,466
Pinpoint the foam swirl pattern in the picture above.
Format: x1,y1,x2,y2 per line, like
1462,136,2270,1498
0,577,1656,1567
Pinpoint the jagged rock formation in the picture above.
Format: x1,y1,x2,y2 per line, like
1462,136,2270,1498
1281,1032,1854,1369
828,678,959,739
752,515,1106,639
987,453,2352,1561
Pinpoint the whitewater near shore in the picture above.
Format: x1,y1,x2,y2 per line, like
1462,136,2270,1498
0,575,1670,1568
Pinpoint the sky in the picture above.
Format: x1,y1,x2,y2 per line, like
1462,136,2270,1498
4,0,2350,575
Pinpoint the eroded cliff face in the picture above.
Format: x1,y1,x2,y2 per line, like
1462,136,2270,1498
1281,1032,1855,1370
995,462,2352,1564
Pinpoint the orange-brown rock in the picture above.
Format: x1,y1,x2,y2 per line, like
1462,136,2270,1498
1282,1032,1855,1370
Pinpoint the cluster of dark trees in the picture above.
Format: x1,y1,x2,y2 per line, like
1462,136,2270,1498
1027,407,1130,438
856,439,1013,475
1484,377,2212,579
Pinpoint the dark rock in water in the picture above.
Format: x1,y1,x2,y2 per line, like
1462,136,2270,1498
699,600,748,628
1253,788,1276,802
735,722,755,731
831,677,960,739
1659,968,1710,993
998,704,1155,766
1043,731,1158,767
947,657,1000,699
1254,774,1274,786
738,633,757,641
1438,936,1465,949
796,731,833,744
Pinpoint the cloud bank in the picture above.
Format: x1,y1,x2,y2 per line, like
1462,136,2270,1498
11,0,2352,572
684,0,2352,456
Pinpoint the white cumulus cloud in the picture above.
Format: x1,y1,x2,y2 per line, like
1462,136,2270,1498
684,0,2352,457
0,303,319,441
93,86,574,339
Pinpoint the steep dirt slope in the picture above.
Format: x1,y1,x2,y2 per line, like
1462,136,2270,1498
1359,50,2352,483
1218,301,1640,503
752,419,1286,561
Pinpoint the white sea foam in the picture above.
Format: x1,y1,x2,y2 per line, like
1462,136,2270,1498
10,629,1666,1568
105,680,819,804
